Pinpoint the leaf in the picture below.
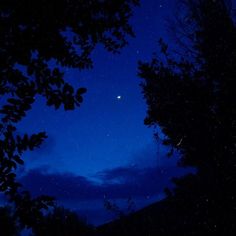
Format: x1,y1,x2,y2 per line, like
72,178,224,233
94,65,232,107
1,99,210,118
14,155,24,165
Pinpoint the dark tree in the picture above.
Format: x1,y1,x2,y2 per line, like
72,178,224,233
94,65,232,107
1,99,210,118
31,206,94,236
0,0,139,229
0,206,20,236
139,0,235,234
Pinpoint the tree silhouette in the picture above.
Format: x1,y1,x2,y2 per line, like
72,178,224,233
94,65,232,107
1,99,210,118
0,0,139,229
138,0,235,234
31,206,94,236
0,206,20,236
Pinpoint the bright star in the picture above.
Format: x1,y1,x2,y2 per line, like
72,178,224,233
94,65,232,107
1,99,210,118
117,95,122,100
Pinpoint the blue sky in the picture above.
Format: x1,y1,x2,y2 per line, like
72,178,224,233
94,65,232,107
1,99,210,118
1,0,197,226
17,0,176,177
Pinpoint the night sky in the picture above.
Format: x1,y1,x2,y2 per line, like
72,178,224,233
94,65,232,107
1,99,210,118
0,0,208,225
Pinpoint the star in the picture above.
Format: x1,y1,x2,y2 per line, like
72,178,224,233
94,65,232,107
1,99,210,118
116,95,122,100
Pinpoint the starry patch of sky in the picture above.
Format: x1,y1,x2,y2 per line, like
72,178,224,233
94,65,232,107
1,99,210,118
17,0,177,177
0,0,203,225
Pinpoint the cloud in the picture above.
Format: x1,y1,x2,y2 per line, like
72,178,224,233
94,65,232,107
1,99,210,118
96,165,190,197
19,168,99,200
13,164,194,225
128,142,181,169
19,164,191,201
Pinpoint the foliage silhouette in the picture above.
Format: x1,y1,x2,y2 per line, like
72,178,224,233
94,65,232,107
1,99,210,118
31,206,94,236
138,0,236,235
104,196,136,220
0,0,139,229
0,206,20,236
